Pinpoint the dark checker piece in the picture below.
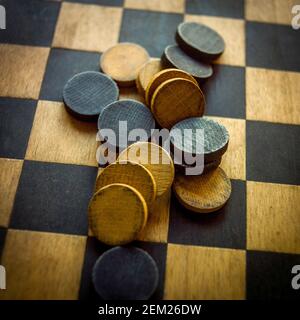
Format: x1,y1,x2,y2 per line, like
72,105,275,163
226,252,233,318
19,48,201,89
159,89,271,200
162,45,213,82
98,99,156,150
92,246,159,300
174,157,221,175
63,71,119,121
171,117,229,163
176,22,225,62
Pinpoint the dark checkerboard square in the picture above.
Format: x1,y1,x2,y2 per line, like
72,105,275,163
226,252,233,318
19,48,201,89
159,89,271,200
247,121,300,185
247,251,300,300
168,180,246,249
185,0,244,19
119,9,183,57
0,98,36,159
79,238,167,300
40,49,101,101
10,161,97,235
202,65,245,119
0,0,60,47
65,0,124,6
247,22,300,72
0,227,6,261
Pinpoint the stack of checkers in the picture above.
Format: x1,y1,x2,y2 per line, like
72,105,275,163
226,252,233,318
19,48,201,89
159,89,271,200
61,21,231,300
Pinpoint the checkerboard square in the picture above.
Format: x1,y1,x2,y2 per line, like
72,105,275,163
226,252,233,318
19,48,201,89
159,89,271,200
0,229,86,299
246,22,300,72
0,159,23,228
185,0,244,19
246,67,300,125
202,65,245,119
185,15,245,67
0,227,6,261
25,101,98,167
119,9,183,57
208,116,246,181
246,121,300,185
164,244,246,299
53,2,123,52
119,87,145,103
0,98,37,159
247,181,300,254
40,49,101,101
0,0,60,46
66,0,124,6
125,0,185,13
168,179,246,249
0,45,50,99
247,250,300,300
10,160,97,235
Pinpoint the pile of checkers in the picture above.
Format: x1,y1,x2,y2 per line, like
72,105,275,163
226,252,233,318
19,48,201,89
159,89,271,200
62,22,230,300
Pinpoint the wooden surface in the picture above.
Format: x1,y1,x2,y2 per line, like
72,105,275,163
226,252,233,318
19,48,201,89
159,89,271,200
100,42,150,87
124,0,185,14
173,167,232,213
151,78,205,129
95,161,156,207
89,184,148,245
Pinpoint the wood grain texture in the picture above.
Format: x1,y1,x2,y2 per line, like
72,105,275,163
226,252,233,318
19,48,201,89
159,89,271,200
119,86,146,103
136,59,163,99
0,159,23,227
145,68,199,106
53,2,122,52
246,67,300,125
151,78,205,129
117,142,175,196
247,181,300,254
0,44,49,99
25,101,98,167
95,161,157,206
164,244,246,300
89,183,148,245
100,43,150,87
173,167,231,213
0,229,86,300
125,0,185,13
185,15,245,67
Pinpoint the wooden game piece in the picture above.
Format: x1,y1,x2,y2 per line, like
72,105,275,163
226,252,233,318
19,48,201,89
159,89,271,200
171,117,229,163
97,99,156,150
174,157,221,175
100,43,150,87
92,246,159,300
89,183,148,245
151,78,205,129
95,160,157,207
162,45,213,81
176,22,225,62
173,167,231,213
63,71,119,120
117,142,175,196
136,59,163,99
145,68,199,106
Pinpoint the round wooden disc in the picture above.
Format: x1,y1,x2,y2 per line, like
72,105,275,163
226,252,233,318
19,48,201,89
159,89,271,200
118,142,175,196
176,22,225,62
100,43,150,87
162,45,213,81
97,99,156,150
170,117,229,163
136,59,163,99
145,68,199,106
92,246,159,300
89,183,148,245
95,160,156,206
151,78,205,129
173,167,231,213
63,71,119,120
174,157,221,175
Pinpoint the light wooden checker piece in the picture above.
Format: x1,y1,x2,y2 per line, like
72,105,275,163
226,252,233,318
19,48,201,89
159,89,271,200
151,78,205,129
136,59,163,99
100,42,150,87
145,68,199,106
118,142,175,197
89,183,148,245
173,167,231,213
95,160,156,207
